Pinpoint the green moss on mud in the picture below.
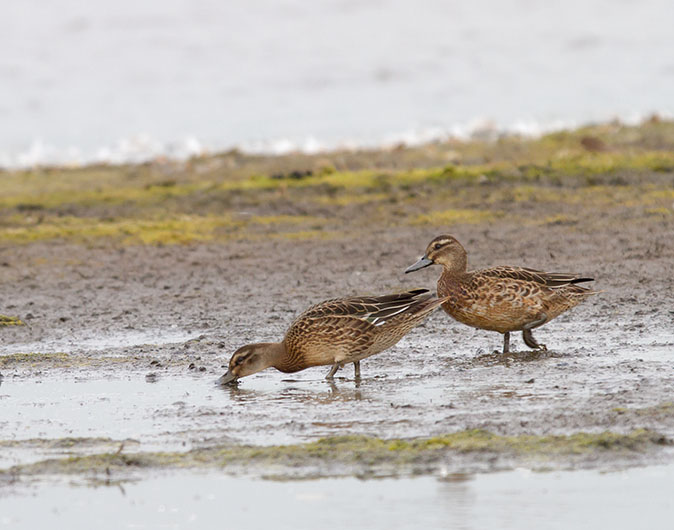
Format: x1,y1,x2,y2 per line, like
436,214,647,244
0,352,70,368
0,315,24,326
0,214,326,246
0,352,165,369
413,209,499,226
0,437,138,449
4,429,667,479
2,121,673,245
617,402,674,417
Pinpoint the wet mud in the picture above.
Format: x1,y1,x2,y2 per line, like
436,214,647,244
1,221,672,485
1,122,673,488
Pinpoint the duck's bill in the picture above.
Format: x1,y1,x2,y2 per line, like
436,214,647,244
405,256,433,273
217,371,238,385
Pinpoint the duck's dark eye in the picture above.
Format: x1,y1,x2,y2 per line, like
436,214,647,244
433,243,442,250
235,356,245,366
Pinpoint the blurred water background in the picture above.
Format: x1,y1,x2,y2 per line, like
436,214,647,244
1,0,672,167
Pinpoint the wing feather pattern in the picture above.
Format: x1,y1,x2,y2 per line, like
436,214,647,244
299,288,433,326
477,266,594,289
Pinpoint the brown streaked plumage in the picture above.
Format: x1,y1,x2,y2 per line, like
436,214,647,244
405,235,597,353
217,288,444,384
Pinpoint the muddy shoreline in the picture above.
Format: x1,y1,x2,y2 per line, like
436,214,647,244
1,122,673,486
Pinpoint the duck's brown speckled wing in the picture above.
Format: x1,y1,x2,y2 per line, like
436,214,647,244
477,267,594,288
440,267,596,333
282,289,440,368
298,288,432,324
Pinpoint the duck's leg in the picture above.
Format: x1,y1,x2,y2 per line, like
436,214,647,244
522,329,546,350
502,332,510,354
354,361,361,379
325,363,340,380
522,314,548,350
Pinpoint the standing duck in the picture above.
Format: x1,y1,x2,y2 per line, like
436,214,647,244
405,235,597,353
218,288,444,384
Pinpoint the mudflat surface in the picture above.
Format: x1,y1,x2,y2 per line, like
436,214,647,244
1,122,673,485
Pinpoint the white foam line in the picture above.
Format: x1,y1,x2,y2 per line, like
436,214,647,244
1,112,670,170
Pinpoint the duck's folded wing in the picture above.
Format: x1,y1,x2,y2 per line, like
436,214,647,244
478,266,594,288
298,288,433,326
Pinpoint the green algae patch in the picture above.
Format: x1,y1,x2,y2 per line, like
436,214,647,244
0,352,70,368
2,120,673,247
0,180,207,211
313,192,389,207
294,429,667,457
270,229,339,241
0,315,24,326
0,213,326,246
614,402,674,418
4,429,668,480
478,184,674,214
272,151,674,195
539,214,579,226
0,215,242,245
0,437,139,450
514,152,674,181
250,214,325,226
645,207,672,217
642,402,674,415
0,352,160,370
413,208,499,226
494,430,668,454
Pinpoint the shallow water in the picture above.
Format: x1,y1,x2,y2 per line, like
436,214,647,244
2,0,673,166
2,316,673,470
0,329,199,355
1,234,673,524
2,465,674,529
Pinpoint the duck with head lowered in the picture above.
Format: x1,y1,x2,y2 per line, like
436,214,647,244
405,235,597,354
218,288,445,385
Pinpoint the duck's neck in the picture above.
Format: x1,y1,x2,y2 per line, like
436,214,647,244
441,252,468,278
260,341,292,372
438,255,469,298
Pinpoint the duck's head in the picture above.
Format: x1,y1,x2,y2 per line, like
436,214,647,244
217,343,279,385
405,235,467,274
